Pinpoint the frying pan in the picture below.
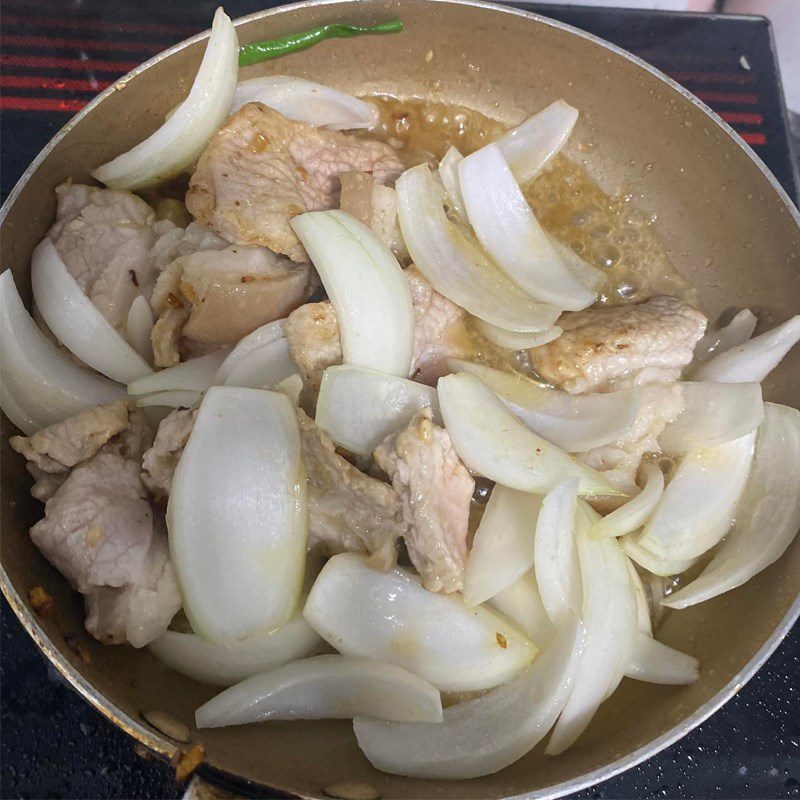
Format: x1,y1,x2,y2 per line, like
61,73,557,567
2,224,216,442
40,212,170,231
1,1,799,798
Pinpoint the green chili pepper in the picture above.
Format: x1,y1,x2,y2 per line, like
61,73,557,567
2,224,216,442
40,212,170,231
238,19,404,67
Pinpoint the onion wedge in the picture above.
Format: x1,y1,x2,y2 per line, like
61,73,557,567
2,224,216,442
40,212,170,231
624,633,699,685
133,390,199,409
693,315,800,383
663,403,800,609
92,8,238,189
0,270,125,430
459,144,595,310
545,518,637,755
354,617,586,780
222,338,296,389
438,372,623,497
316,365,440,456
627,559,652,636
534,478,582,625
488,571,554,644
213,320,286,384
659,381,763,454
126,295,154,363
476,320,562,350
591,462,664,539
304,554,536,692
496,100,579,184
232,76,379,130
549,237,606,293
638,432,756,561
127,350,227,396
150,614,321,687
463,485,543,607
168,387,307,643
692,308,757,365
438,146,468,223
448,359,641,452
196,655,443,728
621,533,697,577
291,210,413,377
31,239,152,383
396,164,561,333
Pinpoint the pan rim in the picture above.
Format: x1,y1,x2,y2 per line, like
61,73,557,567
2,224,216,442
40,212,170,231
1,1,798,798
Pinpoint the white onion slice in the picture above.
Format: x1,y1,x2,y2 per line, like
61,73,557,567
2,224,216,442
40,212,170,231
232,76,379,130
354,616,585,780
496,100,579,185
545,520,637,755
463,485,542,607
638,432,756,561
549,237,606,293
693,315,800,383
396,164,561,333
627,559,652,636
659,381,763,454
624,633,699,685
663,403,800,609
692,308,757,365
222,337,296,389
316,365,440,456
92,8,238,189
213,319,286,384
534,478,581,625
304,554,536,692
621,533,697,577
150,614,321,687
169,387,307,643
291,210,413,377
196,655,442,728
276,373,303,405
476,320,562,350
127,350,227,396
133,390,199,409
488,571,554,645
447,360,642,455
591,462,664,539
0,270,125,430
0,381,39,435
438,146,468,223
31,239,152,383
438,373,620,497
126,295,154,363
459,144,595,310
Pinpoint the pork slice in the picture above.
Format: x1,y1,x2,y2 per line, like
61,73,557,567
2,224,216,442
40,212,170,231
283,302,343,398
186,103,404,261
149,245,312,365
49,183,158,331
84,531,181,647
296,408,405,570
576,382,684,495
148,219,228,274
373,408,474,593
9,401,129,474
530,296,707,394
405,267,475,385
141,408,197,500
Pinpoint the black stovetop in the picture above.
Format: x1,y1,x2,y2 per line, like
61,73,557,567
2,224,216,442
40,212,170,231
1,2,798,798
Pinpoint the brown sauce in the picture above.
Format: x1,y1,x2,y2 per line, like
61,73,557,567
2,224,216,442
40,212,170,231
366,95,695,307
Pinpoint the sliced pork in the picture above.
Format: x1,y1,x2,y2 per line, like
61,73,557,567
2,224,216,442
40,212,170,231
186,103,404,261
149,244,313,366
296,408,406,570
13,406,180,647
49,183,158,331
141,408,197,501
373,408,474,593
530,296,707,394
